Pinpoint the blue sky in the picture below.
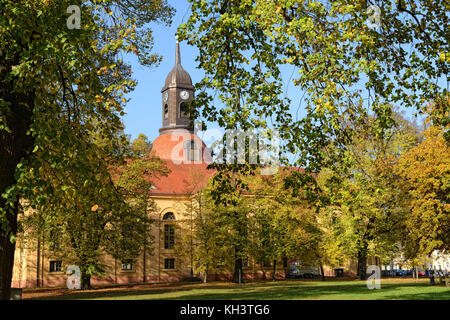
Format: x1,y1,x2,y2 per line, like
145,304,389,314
121,1,308,144
121,0,427,146
121,1,201,142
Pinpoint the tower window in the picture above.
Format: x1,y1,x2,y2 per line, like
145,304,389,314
180,102,188,117
164,104,169,119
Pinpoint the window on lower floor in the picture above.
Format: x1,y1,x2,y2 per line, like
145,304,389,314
164,258,175,270
263,260,272,268
122,259,133,271
49,260,62,272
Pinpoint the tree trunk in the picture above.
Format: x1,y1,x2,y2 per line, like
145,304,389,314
81,273,91,290
320,263,325,281
0,69,35,299
261,263,266,280
203,268,208,283
272,259,277,281
357,250,368,280
143,247,146,283
232,257,243,284
36,234,41,288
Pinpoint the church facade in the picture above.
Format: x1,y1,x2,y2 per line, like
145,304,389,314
12,43,361,289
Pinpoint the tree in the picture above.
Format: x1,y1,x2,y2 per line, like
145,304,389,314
130,133,153,158
177,170,226,283
396,125,450,259
18,134,168,289
113,134,169,283
317,111,422,279
20,133,129,289
247,170,321,281
0,0,174,298
177,0,448,241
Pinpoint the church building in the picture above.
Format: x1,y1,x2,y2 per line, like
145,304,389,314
12,43,363,289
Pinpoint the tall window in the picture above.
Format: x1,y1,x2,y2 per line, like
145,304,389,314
164,258,175,270
163,212,175,250
180,102,188,117
49,260,62,272
164,104,169,119
164,225,175,249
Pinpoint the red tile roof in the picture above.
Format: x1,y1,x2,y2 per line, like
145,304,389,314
150,132,214,195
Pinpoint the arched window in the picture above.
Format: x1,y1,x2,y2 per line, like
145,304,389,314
162,212,175,220
163,212,175,250
179,102,188,117
164,104,169,119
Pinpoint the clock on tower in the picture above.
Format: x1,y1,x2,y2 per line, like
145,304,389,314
160,41,194,134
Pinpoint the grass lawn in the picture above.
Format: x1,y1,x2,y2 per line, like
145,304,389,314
23,278,450,300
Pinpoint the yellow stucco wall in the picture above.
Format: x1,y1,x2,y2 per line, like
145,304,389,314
12,194,375,288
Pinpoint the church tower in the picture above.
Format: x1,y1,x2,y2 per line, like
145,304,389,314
160,41,195,134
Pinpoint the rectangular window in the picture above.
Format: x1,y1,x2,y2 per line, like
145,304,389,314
164,224,175,249
122,259,133,271
263,260,271,268
49,260,62,272
164,258,175,270
242,257,249,268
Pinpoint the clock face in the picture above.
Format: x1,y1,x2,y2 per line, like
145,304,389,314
180,90,189,100
163,92,168,102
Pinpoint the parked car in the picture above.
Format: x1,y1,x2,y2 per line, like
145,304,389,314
286,261,320,279
417,270,426,277
395,269,407,277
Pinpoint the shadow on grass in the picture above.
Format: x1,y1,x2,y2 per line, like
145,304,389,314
27,280,450,300
172,283,450,300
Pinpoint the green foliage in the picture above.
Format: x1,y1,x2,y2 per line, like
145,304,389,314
181,167,322,281
130,133,153,158
0,0,174,238
112,135,170,260
1,1,174,291
316,110,422,274
178,0,448,200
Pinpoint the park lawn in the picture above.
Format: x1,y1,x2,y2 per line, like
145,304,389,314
23,278,450,300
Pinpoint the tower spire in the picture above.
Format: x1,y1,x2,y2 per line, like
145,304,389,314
160,40,194,134
175,41,181,65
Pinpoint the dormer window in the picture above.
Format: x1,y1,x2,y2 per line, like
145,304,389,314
183,140,200,162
